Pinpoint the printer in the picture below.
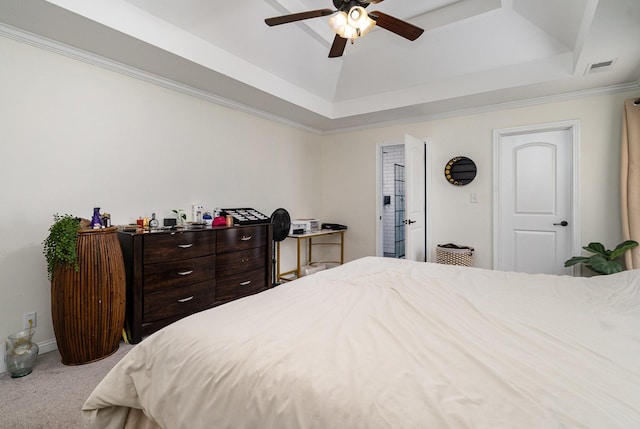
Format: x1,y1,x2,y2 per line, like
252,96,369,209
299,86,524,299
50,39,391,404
289,218,320,234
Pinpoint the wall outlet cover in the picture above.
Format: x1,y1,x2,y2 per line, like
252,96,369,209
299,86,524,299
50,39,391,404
23,311,37,329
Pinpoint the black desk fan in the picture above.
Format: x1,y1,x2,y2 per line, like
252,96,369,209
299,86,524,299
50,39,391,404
270,208,291,286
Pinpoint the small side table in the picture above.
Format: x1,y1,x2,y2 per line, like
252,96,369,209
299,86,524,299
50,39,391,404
277,229,346,282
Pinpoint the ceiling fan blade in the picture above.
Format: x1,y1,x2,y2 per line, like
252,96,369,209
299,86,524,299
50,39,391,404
265,9,334,26
328,34,348,58
370,11,424,41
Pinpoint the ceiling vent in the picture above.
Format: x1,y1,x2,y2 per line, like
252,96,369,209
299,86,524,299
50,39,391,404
585,59,616,75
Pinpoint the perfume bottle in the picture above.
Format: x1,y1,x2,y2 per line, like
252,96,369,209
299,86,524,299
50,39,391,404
149,213,159,229
102,212,111,228
91,207,103,229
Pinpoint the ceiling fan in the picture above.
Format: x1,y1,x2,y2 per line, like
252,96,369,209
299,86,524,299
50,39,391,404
265,0,424,58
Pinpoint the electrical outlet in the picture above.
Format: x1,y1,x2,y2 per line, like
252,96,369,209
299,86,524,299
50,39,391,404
23,311,37,329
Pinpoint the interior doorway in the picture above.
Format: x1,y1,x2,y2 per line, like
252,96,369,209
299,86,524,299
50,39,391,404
377,136,430,261
493,121,580,274
381,145,406,258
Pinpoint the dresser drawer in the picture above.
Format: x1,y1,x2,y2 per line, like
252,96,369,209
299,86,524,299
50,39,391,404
144,231,216,264
216,268,266,304
119,224,272,344
144,280,215,323
144,255,215,293
217,226,268,253
216,246,267,278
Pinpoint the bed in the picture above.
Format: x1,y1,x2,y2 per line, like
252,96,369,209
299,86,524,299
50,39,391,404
83,256,640,428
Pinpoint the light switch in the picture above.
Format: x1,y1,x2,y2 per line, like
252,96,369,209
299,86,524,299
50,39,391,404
470,192,478,203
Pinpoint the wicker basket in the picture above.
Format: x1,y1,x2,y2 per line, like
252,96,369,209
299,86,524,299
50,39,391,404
51,227,126,365
436,243,474,266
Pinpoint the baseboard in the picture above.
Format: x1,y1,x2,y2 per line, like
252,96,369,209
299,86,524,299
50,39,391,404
38,338,58,354
1,338,57,374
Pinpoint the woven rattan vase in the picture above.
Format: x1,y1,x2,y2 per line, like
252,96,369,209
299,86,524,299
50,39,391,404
51,226,126,365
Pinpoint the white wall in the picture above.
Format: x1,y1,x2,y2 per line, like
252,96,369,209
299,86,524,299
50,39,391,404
1,32,636,360
0,36,322,351
321,91,636,267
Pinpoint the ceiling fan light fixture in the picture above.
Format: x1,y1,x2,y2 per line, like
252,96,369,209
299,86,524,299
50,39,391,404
266,1,424,58
347,6,367,28
328,7,375,40
328,11,348,34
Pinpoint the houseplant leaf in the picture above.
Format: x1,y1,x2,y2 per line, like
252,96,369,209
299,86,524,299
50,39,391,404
609,240,639,260
588,254,623,275
583,242,607,255
564,256,591,267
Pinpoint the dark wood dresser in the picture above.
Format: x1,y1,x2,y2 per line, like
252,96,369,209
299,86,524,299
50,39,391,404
117,224,272,343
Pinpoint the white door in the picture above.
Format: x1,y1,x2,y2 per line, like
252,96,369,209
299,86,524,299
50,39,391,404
404,135,427,262
493,123,578,274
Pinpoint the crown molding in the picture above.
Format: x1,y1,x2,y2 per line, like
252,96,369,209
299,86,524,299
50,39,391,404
2,22,638,137
323,81,640,135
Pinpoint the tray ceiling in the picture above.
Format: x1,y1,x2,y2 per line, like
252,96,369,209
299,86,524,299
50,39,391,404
1,0,639,133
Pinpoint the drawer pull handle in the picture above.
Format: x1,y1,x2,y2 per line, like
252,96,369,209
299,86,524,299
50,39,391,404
178,244,194,249
177,270,194,276
241,235,252,241
178,296,194,303
240,280,252,286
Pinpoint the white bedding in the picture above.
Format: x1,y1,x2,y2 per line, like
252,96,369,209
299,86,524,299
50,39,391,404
83,256,640,428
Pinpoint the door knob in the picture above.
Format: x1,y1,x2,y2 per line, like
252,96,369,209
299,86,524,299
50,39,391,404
405,219,416,225
553,221,568,226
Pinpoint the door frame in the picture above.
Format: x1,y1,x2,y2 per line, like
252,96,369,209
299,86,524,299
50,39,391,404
376,138,432,261
492,120,581,274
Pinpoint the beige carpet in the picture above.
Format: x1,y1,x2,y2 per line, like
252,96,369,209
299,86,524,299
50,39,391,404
0,341,134,429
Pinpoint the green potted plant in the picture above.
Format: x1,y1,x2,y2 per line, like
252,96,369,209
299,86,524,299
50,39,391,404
172,209,187,226
564,240,639,275
42,214,81,280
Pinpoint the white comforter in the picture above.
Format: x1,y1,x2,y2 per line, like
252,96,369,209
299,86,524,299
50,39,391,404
83,257,640,428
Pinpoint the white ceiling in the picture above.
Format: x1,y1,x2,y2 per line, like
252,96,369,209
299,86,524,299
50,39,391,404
1,0,639,133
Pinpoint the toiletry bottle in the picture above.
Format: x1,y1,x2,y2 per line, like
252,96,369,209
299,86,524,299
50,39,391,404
149,213,159,229
102,213,111,228
91,207,103,229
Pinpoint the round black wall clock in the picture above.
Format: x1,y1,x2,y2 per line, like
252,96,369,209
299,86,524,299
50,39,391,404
444,156,477,186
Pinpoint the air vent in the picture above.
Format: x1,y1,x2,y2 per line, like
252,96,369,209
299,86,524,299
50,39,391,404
585,59,616,75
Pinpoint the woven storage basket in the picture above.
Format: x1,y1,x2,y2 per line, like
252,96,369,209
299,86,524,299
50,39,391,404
436,243,474,266
51,227,125,365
